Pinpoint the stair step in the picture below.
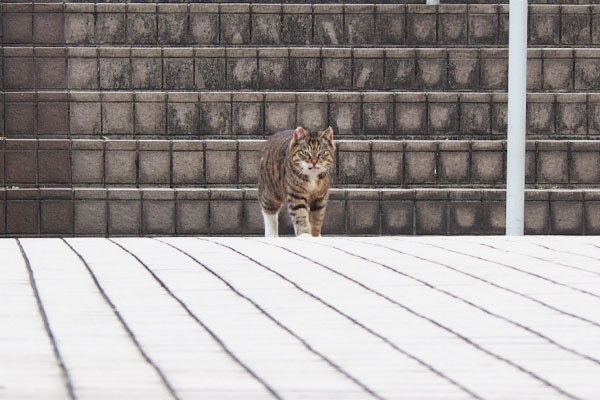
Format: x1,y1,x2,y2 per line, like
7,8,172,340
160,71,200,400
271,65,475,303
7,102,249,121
2,0,597,44
1,187,598,236
3,3,600,46
4,46,600,92
2,91,597,140
4,3,597,47
3,138,600,188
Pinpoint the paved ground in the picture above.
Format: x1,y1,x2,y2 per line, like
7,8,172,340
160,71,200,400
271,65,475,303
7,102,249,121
2,236,600,400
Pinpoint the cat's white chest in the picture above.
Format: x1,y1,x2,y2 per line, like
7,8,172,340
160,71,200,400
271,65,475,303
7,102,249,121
306,175,318,192
301,164,322,193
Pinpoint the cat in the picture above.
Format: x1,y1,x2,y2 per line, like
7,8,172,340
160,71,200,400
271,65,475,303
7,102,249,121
258,126,335,237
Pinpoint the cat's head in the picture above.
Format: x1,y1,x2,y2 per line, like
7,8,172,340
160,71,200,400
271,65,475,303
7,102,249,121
289,126,335,175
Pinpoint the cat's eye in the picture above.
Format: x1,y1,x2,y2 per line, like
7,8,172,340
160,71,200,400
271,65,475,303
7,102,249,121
301,150,310,157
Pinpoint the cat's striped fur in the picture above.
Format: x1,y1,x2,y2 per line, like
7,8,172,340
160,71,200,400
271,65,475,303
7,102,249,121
258,126,335,237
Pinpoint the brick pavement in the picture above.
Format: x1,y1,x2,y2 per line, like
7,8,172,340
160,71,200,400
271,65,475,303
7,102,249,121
2,236,599,399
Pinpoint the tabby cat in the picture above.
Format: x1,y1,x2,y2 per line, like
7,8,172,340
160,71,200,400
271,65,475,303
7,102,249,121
258,126,335,237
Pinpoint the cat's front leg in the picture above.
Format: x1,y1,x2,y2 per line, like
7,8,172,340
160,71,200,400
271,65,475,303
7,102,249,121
309,199,327,237
262,209,279,238
287,199,311,236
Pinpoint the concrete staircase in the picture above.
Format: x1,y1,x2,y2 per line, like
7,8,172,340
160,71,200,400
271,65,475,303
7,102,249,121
2,1,600,236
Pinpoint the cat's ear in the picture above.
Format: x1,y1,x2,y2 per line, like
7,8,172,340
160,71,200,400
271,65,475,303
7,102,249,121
320,126,334,143
293,126,308,142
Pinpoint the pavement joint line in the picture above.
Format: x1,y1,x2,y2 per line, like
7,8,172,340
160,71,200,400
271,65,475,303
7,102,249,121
386,238,600,329
114,237,282,400
16,239,77,400
283,237,587,399
63,238,180,400
431,238,600,299
316,237,600,367
158,237,378,400
216,237,482,400
454,236,600,277
584,243,600,260
487,237,600,276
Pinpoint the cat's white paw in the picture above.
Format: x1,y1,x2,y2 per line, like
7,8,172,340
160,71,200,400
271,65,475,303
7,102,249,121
262,210,279,238
297,233,312,238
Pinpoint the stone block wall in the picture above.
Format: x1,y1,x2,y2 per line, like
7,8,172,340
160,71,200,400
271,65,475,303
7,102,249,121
4,91,600,139
1,188,598,236
3,138,600,188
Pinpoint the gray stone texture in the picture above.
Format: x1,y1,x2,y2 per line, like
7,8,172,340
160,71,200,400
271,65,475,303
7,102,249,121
109,199,142,235
68,57,98,89
195,57,226,90
190,14,219,44
103,102,134,135
4,3,600,237
164,58,194,90
314,14,343,45
65,13,95,44
177,199,209,234
72,150,104,184
38,102,69,135
227,57,258,90
143,200,176,234
127,14,157,45
416,200,448,235
450,201,483,235
233,102,264,136
5,99,37,137
363,103,393,136
252,14,282,45
7,201,40,235
96,14,126,44
8,139,600,188
12,5,600,48
199,102,232,136
158,14,188,44
75,200,108,235
132,58,163,90
221,14,250,44
7,47,600,91
382,200,413,234
282,14,312,45
41,199,74,235
210,199,243,234
168,102,198,136
100,58,131,90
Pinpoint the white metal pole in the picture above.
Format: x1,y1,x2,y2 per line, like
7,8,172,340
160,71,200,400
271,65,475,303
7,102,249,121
506,0,528,236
